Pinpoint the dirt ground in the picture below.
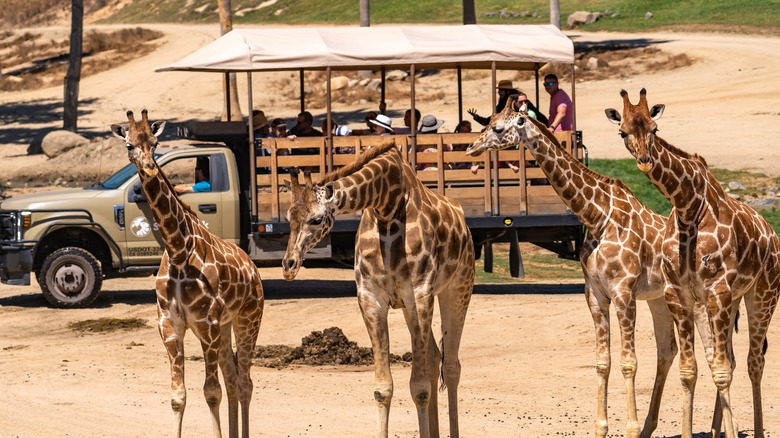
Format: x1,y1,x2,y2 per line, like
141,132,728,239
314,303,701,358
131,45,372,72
1,25,780,437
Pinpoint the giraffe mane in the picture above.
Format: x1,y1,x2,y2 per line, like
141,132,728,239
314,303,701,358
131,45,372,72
655,135,709,167
522,114,623,188
319,141,398,184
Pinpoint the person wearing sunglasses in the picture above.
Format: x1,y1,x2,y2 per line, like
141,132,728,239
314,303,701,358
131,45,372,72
543,74,573,132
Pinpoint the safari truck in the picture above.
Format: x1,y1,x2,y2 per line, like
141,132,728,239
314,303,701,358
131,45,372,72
0,24,585,307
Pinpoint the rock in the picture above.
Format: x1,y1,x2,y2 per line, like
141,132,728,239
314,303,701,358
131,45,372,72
567,11,602,29
41,130,89,159
645,11,654,20
584,56,609,70
728,181,745,190
747,197,780,212
386,69,408,81
330,75,350,91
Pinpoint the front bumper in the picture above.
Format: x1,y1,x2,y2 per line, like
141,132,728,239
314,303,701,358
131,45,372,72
0,244,33,285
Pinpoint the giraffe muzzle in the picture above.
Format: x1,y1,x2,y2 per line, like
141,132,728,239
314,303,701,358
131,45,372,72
282,257,300,280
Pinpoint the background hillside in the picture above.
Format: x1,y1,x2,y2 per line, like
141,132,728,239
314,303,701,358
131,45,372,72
3,0,779,34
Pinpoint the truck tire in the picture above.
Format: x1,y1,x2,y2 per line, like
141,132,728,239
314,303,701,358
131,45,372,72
38,247,103,308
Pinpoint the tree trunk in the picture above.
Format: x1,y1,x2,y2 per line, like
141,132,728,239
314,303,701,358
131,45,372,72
63,0,83,132
550,0,561,29
359,0,370,27
217,0,242,121
463,0,476,25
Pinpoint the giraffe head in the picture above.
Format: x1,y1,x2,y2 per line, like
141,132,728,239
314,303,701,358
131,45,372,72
111,109,166,176
465,96,537,156
282,169,336,280
604,89,665,173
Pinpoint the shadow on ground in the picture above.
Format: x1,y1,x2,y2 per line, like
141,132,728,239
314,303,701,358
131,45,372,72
0,281,584,309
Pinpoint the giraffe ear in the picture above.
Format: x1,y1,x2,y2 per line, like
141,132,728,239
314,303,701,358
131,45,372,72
111,123,128,140
604,109,621,125
650,104,665,121
151,121,166,137
322,183,335,202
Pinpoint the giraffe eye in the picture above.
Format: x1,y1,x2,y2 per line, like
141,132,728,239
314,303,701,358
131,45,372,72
619,131,628,139
493,125,504,134
126,143,133,150
309,216,323,226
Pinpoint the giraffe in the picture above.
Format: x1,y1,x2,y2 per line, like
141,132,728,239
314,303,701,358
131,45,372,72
606,88,780,438
281,142,474,438
465,97,711,438
111,110,265,438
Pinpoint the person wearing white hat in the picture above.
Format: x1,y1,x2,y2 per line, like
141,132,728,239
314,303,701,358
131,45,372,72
369,114,394,135
418,114,445,133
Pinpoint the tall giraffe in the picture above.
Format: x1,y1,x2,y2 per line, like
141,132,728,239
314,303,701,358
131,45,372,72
111,110,265,438
465,97,710,438
606,89,780,438
281,142,474,438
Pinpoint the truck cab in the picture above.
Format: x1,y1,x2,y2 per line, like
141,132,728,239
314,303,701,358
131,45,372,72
0,144,241,307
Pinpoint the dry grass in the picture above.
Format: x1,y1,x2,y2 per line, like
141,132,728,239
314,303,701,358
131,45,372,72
0,27,164,92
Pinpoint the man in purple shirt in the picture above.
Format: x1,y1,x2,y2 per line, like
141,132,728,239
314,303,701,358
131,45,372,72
544,74,573,132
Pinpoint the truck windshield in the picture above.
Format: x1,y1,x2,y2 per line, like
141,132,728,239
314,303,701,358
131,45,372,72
84,155,159,190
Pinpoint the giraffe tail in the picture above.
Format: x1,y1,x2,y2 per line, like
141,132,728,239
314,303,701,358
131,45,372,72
734,309,769,355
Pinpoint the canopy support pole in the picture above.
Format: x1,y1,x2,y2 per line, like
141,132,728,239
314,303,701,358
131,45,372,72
246,72,257,220
299,69,305,113
410,64,417,169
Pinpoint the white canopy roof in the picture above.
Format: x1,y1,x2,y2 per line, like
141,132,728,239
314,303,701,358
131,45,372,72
156,24,574,73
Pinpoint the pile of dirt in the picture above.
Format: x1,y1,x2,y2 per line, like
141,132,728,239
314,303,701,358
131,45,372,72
254,326,410,369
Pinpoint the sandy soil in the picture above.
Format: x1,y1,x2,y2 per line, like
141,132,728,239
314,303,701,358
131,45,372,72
1,25,780,437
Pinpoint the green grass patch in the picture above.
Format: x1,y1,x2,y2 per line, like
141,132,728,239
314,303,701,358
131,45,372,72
589,158,672,216
68,317,148,333
475,243,582,284
97,0,780,35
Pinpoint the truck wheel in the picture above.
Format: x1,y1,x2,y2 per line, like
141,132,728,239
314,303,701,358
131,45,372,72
38,247,103,308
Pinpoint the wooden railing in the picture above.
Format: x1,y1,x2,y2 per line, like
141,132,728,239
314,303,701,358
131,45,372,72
254,132,580,222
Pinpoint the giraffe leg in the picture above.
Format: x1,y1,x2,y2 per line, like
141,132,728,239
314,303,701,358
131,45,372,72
158,305,187,438
233,290,263,438
425,329,441,438
584,284,611,438
613,288,641,438
438,288,470,438
640,298,677,438
705,298,740,437
217,322,239,438
664,284,697,438
402,291,436,438
744,290,777,438
357,288,393,438
196,309,225,438
706,283,737,438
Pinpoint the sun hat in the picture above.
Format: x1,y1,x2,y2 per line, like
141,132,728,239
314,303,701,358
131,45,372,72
335,125,352,136
369,114,394,133
251,110,269,128
496,79,514,90
418,114,445,133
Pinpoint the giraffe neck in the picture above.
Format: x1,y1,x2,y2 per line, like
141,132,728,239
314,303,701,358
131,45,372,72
646,136,713,225
328,151,408,220
137,164,198,263
521,119,614,231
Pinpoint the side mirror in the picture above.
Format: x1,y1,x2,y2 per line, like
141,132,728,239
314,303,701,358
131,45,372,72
130,182,147,203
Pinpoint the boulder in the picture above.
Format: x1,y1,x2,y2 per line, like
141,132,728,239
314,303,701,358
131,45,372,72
584,56,609,70
330,76,350,91
567,11,602,29
386,70,408,81
41,130,89,158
